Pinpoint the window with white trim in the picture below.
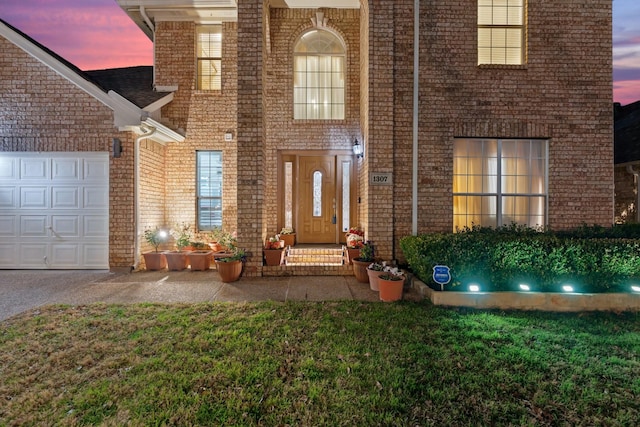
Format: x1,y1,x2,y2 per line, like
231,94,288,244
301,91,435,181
197,151,222,231
478,0,525,65
453,138,547,230
197,25,222,90
293,29,345,120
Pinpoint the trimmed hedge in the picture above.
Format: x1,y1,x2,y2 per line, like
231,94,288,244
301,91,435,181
400,224,640,293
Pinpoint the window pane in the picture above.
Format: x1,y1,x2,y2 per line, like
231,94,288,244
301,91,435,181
313,171,322,217
196,26,222,90
294,30,345,120
342,162,350,232
197,151,222,231
284,162,293,229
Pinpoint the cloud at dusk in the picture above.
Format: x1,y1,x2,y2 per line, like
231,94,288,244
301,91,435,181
613,0,640,105
1,0,639,104
0,0,152,70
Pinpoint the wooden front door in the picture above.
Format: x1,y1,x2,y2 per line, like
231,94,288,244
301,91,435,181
299,156,336,243
279,152,355,244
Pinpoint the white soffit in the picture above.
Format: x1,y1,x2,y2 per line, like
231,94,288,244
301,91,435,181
275,1,359,8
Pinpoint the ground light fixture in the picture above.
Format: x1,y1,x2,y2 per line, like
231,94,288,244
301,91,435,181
631,285,640,293
468,284,480,292
519,283,531,291
562,285,574,293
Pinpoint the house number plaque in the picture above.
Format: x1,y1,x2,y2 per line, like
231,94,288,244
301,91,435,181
370,172,392,186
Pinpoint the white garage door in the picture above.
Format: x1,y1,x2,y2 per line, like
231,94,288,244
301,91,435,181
0,152,109,269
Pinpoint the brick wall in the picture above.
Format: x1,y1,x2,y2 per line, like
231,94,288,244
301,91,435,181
0,37,135,269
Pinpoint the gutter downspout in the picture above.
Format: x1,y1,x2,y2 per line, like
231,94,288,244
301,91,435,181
139,6,157,88
627,165,640,223
412,0,420,235
132,125,157,271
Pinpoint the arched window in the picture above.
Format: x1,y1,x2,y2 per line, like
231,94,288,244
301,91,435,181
293,29,345,120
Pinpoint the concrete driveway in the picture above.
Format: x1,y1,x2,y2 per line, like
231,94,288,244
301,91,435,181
0,270,387,321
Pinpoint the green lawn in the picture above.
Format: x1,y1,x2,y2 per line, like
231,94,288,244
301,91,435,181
1,301,638,426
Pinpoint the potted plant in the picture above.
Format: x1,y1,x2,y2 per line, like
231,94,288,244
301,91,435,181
378,265,405,302
367,261,385,291
186,240,213,271
345,227,364,264
208,227,230,252
352,241,374,283
142,227,169,271
279,227,296,247
215,245,245,283
164,223,192,271
263,235,285,266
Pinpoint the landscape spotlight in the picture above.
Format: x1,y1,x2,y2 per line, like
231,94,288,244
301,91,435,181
631,285,640,293
469,284,480,292
519,284,531,292
562,285,574,293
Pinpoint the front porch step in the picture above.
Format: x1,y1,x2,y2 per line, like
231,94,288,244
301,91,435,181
284,247,345,266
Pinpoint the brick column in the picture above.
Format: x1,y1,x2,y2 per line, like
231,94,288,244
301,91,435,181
366,0,397,261
236,0,265,276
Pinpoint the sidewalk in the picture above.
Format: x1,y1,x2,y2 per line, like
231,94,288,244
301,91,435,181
0,270,419,321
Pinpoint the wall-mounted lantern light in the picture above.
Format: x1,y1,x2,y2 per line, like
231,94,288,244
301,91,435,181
112,138,123,158
352,138,364,158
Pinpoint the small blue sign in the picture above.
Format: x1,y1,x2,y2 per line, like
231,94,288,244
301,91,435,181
433,265,451,285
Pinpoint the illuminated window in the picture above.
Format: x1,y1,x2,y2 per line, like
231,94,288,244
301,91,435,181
197,25,222,90
196,151,222,230
453,138,547,230
294,29,345,120
313,171,322,217
478,0,525,65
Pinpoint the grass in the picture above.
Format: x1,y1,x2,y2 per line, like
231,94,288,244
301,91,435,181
0,301,639,426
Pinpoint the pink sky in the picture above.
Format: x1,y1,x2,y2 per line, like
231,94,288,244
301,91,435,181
1,0,639,105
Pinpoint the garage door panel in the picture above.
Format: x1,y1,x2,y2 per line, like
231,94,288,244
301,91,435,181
0,187,16,208
0,157,17,178
21,158,48,179
0,244,18,266
0,216,17,236
84,245,109,268
50,244,80,267
84,158,109,181
51,216,80,238
84,187,108,209
20,244,48,267
21,187,48,208
52,158,80,181
84,215,109,238
52,186,80,209
21,216,48,236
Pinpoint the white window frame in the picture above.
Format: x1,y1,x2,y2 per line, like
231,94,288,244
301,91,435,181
478,0,525,65
293,29,346,120
453,138,548,231
196,151,223,231
196,25,222,90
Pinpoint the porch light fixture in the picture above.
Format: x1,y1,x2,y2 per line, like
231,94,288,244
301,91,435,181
112,138,122,158
352,139,364,158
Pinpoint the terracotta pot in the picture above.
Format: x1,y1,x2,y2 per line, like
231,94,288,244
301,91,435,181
281,233,295,247
263,249,284,266
378,275,404,302
187,251,213,271
142,252,166,271
215,259,243,282
352,258,371,283
164,251,190,271
367,268,383,291
346,248,361,265
209,242,223,252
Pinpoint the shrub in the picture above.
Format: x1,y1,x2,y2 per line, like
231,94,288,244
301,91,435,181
400,225,640,293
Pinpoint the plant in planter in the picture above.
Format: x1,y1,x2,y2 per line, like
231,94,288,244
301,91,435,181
186,240,213,271
279,227,296,247
208,227,231,252
142,227,169,270
263,235,285,266
345,227,364,265
215,245,246,283
378,265,405,302
352,241,374,283
164,223,192,271
367,261,385,291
